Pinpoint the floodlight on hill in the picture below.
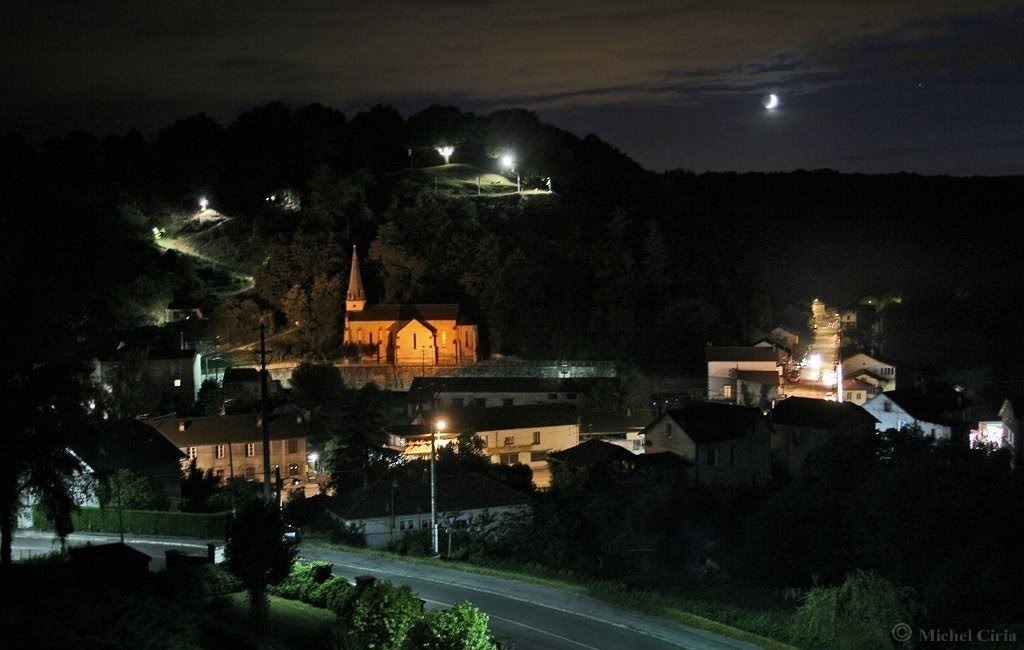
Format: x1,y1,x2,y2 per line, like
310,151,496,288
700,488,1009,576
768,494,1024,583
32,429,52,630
500,153,521,193
198,196,209,210
436,146,454,165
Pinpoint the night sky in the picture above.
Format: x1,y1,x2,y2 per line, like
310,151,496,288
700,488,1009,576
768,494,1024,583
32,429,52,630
4,1,1022,175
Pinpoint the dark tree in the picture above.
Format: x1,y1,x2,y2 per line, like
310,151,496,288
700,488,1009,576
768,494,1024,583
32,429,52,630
225,500,295,621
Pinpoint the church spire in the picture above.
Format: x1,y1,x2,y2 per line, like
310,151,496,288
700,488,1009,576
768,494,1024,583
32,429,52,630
346,245,367,312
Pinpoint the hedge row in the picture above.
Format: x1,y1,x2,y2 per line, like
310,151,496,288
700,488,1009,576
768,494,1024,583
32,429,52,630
34,506,230,539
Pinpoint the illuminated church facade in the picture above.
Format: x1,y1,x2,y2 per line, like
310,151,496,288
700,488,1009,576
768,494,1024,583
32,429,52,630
343,247,478,366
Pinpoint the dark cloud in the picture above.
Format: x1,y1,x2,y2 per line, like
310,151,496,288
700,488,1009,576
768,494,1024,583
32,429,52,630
3,1,1021,173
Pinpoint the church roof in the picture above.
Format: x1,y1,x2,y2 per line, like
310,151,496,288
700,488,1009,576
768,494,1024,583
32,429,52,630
346,245,366,302
348,304,468,323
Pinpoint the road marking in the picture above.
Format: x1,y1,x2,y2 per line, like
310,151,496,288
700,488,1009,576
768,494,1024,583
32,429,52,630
300,553,747,649
419,597,602,650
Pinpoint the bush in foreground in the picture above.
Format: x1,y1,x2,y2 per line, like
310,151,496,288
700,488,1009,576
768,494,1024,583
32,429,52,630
405,601,496,649
790,570,918,649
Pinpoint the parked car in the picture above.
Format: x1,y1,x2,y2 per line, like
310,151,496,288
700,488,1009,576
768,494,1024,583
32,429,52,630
282,525,302,546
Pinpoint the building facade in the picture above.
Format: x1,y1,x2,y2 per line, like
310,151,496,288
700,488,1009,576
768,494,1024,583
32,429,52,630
343,246,478,366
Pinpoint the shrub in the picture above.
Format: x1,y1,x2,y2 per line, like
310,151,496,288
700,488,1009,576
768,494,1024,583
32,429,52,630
405,602,496,650
33,506,230,539
269,562,355,615
330,521,368,547
346,581,423,650
790,570,919,649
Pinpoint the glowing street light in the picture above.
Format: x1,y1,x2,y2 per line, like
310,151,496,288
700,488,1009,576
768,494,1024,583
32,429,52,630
430,418,445,555
500,153,520,193
436,145,454,165
198,196,209,210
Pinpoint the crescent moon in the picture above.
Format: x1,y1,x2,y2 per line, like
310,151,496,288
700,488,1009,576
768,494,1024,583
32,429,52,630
764,94,779,109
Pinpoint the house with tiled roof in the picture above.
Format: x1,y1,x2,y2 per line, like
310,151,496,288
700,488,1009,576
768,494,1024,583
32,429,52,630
861,384,972,441
144,406,315,497
405,376,608,416
397,403,579,488
325,473,531,548
343,246,478,365
768,397,878,476
70,419,186,505
842,352,896,392
706,346,780,404
640,402,772,488
548,439,691,486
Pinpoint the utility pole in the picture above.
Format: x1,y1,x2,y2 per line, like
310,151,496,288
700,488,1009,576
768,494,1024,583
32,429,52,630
259,324,272,503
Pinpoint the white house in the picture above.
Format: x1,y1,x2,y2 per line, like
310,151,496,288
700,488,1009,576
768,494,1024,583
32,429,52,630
327,473,531,549
861,392,953,439
706,346,779,403
842,352,896,392
398,404,579,488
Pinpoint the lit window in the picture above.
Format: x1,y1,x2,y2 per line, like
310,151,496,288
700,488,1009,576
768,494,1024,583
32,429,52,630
216,445,225,459
441,331,447,347
173,378,182,387
723,385,733,399
533,431,541,445
245,442,256,457
187,447,197,460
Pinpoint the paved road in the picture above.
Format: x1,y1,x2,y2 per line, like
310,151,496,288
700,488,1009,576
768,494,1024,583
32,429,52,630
300,546,759,650
13,530,760,649
785,325,840,400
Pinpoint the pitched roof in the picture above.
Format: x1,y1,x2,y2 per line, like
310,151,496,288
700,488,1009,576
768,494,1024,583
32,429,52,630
144,409,310,446
347,304,468,323
548,439,636,468
842,351,897,367
883,385,973,420
769,397,878,431
329,473,531,519
407,376,605,401
706,346,778,362
649,402,766,443
71,420,185,473
735,370,781,385
404,404,578,437
346,245,366,302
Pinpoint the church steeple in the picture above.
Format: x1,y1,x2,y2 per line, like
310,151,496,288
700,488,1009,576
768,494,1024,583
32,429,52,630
346,245,367,312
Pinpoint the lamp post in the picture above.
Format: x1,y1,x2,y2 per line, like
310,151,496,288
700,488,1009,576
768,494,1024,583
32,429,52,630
436,145,454,165
430,419,445,556
501,153,520,193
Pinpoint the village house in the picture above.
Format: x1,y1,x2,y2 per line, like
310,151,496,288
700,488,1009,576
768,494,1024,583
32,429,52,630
69,419,186,507
860,384,972,441
396,403,579,488
768,397,878,477
325,473,531,549
640,402,772,488
706,345,780,403
841,352,897,392
343,246,478,366
404,375,615,418
145,406,316,498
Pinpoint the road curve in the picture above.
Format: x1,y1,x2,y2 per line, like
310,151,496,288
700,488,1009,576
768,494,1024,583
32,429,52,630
299,546,760,650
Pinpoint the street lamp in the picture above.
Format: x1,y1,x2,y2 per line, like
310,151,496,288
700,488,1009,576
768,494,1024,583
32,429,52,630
501,153,520,193
436,145,454,165
430,418,445,555
198,196,209,210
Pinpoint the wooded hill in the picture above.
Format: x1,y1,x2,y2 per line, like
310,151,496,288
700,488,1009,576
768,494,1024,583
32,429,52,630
4,103,1022,377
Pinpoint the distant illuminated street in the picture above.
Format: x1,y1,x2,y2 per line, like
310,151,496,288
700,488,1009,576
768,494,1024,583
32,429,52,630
785,321,841,401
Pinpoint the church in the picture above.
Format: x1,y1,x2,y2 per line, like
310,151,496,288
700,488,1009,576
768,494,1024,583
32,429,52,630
343,247,478,366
